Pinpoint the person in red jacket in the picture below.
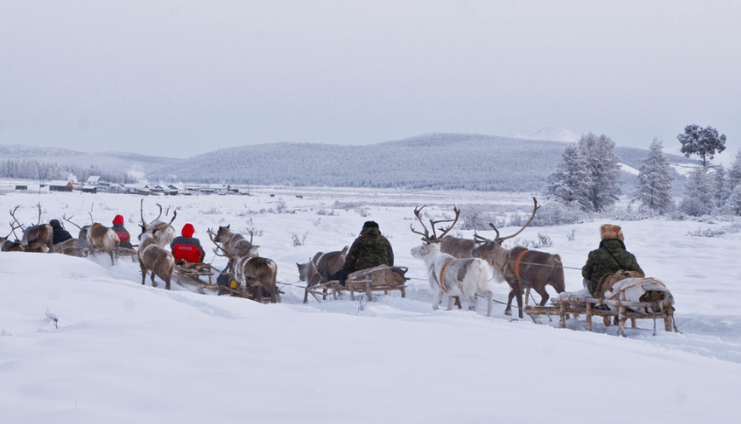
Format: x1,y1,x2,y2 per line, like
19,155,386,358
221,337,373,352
111,215,133,249
170,223,205,264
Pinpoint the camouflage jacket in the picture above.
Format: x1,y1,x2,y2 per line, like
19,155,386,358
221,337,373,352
582,238,644,296
344,227,394,273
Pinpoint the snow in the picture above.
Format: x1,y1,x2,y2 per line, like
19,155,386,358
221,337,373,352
2,188,741,423
617,162,639,175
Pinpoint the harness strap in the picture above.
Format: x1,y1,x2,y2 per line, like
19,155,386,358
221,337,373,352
514,249,529,279
439,258,454,293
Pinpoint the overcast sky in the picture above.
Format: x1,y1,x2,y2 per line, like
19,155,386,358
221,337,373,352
1,0,740,161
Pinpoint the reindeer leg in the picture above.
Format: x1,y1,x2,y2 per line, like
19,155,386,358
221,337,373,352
140,264,147,286
432,289,443,310
514,279,524,319
447,295,455,311
505,289,515,316
151,272,158,288
535,285,550,306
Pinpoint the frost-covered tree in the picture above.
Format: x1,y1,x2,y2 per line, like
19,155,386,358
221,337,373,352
713,165,730,209
727,149,741,194
544,144,591,210
727,183,741,216
635,138,673,214
578,133,622,212
677,124,727,167
680,166,715,216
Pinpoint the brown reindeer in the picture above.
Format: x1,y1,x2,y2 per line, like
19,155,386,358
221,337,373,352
297,246,349,303
11,205,53,252
233,255,279,303
137,225,175,290
440,235,476,258
139,200,177,247
64,214,120,265
210,225,259,272
1,222,26,252
471,198,565,318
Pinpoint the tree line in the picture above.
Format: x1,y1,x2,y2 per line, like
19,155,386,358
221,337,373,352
544,124,733,218
0,159,136,184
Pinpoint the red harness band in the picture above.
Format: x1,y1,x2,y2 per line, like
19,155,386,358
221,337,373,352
439,258,454,293
514,249,529,279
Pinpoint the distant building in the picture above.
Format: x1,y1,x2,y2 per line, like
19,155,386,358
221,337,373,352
15,185,28,190
49,181,73,192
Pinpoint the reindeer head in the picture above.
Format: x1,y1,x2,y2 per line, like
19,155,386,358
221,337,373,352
410,205,460,260
471,197,539,261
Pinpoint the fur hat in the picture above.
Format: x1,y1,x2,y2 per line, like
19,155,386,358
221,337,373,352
362,221,379,229
182,223,195,238
112,215,124,225
49,219,61,228
600,224,624,241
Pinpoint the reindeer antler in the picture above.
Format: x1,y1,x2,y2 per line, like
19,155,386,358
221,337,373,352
430,205,460,241
207,228,232,258
10,206,24,231
63,214,82,230
411,206,432,241
411,206,460,243
8,222,23,240
489,197,540,242
35,202,43,225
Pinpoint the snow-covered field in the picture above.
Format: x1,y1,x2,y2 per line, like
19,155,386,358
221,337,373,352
2,186,740,423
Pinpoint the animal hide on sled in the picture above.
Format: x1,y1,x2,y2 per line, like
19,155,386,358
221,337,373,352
603,277,675,313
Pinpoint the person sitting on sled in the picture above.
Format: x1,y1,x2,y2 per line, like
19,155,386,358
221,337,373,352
582,224,644,297
171,223,205,264
328,221,394,286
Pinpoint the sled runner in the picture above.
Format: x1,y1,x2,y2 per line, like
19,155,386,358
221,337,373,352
524,276,679,337
174,261,216,286
306,265,409,302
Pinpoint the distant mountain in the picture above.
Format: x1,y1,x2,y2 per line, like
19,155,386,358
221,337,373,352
1,134,695,192
518,127,581,143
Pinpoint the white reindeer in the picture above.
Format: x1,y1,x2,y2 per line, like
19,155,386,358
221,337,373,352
410,206,493,316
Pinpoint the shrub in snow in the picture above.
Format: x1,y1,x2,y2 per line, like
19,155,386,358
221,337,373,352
459,204,498,231
530,202,583,226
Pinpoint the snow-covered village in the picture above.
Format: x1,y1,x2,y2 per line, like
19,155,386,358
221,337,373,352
2,2,741,423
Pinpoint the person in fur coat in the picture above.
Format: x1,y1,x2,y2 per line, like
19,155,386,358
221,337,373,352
328,221,394,286
582,224,644,296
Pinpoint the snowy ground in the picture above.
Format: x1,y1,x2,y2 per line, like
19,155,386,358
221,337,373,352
1,186,740,423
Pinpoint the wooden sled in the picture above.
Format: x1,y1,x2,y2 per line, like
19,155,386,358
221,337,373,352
524,278,679,337
174,261,215,285
306,265,409,303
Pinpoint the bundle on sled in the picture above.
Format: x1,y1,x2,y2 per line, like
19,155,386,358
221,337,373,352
306,265,409,302
525,270,679,337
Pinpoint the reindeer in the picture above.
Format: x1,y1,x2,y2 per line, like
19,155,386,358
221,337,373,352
232,255,279,303
64,213,120,265
410,206,493,316
139,200,177,247
471,198,565,319
297,246,349,303
209,226,278,303
440,235,476,258
210,225,259,272
137,224,175,290
11,205,53,252
1,222,26,252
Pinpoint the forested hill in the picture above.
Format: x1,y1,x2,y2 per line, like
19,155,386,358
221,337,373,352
148,133,689,191
149,134,565,190
2,134,694,191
